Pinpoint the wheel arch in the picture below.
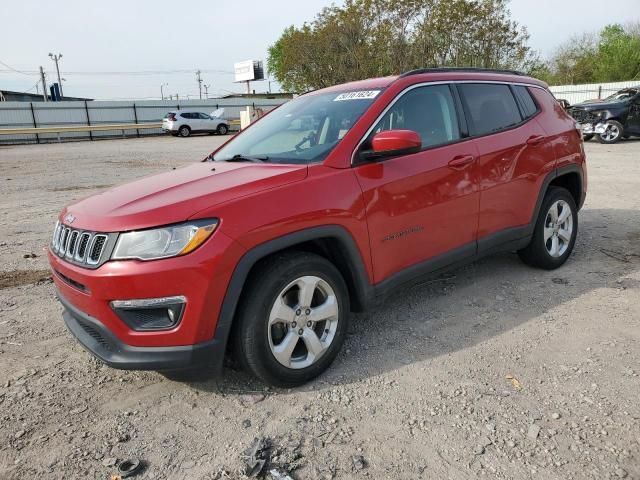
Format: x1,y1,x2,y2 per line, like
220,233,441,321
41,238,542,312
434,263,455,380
212,226,373,365
530,165,584,229
549,170,582,210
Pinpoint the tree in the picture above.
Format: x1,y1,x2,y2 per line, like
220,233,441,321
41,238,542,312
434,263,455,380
537,23,640,85
267,0,534,92
594,24,640,81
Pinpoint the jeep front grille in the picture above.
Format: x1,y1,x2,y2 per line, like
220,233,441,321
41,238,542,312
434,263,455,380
51,222,112,268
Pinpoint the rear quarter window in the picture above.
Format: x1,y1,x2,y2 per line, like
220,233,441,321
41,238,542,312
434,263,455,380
512,85,539,119
459,83,523,136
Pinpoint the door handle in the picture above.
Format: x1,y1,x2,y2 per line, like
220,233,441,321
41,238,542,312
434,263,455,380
526,135,546,146
448,154,475,170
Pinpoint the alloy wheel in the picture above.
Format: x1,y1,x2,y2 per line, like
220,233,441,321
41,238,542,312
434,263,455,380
544,199,573,258
601,123,620,142
267,275,339,370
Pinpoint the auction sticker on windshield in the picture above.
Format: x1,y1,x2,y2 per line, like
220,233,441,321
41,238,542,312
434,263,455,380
334,90,381,101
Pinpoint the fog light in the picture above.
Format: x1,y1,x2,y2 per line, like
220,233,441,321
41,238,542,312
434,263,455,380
110,296,186,331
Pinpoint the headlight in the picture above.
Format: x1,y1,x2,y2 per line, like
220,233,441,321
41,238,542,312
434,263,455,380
112,220,218,261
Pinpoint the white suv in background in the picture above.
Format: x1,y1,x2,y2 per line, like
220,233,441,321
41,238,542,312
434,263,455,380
162,108,230,137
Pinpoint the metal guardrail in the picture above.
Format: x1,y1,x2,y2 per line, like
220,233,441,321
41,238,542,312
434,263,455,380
0,122,162,135
0,119,240,140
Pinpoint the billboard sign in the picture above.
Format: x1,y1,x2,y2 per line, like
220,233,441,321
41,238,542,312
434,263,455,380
234,60,265,83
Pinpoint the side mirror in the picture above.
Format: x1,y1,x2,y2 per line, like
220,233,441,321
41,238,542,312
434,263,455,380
360,130,422,161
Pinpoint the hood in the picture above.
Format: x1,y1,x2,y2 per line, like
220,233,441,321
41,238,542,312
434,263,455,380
572,99,629,110
61,162,308,232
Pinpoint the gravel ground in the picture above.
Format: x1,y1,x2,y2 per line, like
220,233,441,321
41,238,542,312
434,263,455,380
1,136,639,480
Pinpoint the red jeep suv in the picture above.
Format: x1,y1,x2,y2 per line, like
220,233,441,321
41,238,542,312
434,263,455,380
49,68,587,387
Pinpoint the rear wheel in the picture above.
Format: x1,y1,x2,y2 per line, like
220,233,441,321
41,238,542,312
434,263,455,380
178,125,191,137
217,124,229,135
597,120,624,144
233,252,349,387
582,133,594,142
518,187,578,270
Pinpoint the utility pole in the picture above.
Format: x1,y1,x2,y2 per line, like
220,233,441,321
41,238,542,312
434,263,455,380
196,70,203,99
48,53,64,99
39,66,48,102
203,84,210,98
160,82,168,100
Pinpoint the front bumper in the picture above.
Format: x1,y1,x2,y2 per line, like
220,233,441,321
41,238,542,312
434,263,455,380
58,290,223,370
48,227,246,371
578,122,607,135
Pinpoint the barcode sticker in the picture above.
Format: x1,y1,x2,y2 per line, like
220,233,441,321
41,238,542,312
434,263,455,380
334,90,381,101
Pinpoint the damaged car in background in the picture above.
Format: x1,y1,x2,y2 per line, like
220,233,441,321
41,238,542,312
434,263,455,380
568,86,640,144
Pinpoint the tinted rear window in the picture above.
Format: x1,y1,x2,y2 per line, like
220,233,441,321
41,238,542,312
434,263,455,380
513,85,538,118
459,84,522,136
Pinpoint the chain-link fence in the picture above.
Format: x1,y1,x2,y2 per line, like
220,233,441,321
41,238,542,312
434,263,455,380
549,80,639,106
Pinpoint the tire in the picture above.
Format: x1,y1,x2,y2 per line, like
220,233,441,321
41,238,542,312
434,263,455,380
217,123,229,135
582,133,594,142
597,120,624,144
178,125,191,137
518,187,578,270
233,251,350,387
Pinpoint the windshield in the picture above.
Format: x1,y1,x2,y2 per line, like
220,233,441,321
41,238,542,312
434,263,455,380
212,89,382,164
605,89,637,102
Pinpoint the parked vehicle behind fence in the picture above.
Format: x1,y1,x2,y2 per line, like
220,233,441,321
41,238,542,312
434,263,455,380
49,68,587,387
568,86,640,144
162,108,229,137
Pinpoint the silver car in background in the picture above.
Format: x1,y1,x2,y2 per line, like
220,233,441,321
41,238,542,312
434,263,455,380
162,108,230,137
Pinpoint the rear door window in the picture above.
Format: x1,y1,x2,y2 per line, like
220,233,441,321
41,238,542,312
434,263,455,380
458,84,523,136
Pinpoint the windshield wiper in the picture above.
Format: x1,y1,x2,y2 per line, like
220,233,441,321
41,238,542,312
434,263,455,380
225,154,269,163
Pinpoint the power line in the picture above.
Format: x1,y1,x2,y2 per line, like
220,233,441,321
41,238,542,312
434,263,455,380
23,79,42,93
0,68,234,76
0,59,38,76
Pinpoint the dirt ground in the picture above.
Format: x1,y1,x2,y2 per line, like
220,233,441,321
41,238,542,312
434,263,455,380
1,135,639,480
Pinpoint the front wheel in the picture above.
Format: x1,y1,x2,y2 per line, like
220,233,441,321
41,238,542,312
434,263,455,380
597,120,624,144
233,252,349,387
518,187,578,269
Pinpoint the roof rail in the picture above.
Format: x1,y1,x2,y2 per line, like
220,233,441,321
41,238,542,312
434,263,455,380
399,67,526,78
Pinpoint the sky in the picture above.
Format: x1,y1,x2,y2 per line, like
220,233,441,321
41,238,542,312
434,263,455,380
1,0,638,100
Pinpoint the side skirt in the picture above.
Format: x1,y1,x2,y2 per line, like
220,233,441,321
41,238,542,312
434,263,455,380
372,226,532,300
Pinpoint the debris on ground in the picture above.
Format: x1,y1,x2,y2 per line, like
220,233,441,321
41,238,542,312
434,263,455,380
527,424,541,440
116,458,143,478
240,393,266,407
505,373,522,390
269,468,295,480
352,455,366,471
243,437,270,477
